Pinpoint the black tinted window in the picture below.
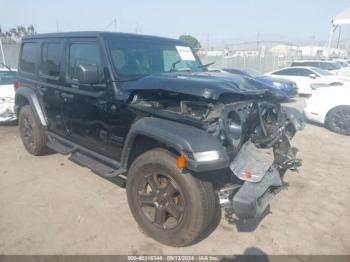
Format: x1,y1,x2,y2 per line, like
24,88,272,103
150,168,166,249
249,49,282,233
40,42,62,77
20,43,38,73
68,43,102,81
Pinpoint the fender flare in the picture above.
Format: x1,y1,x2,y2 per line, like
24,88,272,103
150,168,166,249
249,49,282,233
120,117,230,172
15,87,47,127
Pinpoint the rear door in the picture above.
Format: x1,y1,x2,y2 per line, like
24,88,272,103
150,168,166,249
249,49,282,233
37,39,67,136
18,40,66,135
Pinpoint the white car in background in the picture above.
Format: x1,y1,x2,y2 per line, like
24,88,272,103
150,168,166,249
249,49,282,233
0,67,17,122
304,86,350,135
291,60,350,77
267,66,348,95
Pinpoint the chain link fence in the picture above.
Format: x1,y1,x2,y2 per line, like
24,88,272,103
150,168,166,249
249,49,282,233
198,52,294,73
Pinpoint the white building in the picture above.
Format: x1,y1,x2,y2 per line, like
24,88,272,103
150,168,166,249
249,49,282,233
269,44,347,57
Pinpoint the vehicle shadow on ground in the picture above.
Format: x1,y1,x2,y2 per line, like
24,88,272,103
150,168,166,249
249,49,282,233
220,247,269,261
281,98,297,104
0,120,18,126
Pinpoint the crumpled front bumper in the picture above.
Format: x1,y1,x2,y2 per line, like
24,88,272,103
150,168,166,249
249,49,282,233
0,98,16,122
232,168,282,219
222,139,301,219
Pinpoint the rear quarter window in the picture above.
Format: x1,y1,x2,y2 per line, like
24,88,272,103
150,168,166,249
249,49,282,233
20,42,39,74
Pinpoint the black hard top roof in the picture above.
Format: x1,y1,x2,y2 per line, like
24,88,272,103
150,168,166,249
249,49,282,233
22,31,184,43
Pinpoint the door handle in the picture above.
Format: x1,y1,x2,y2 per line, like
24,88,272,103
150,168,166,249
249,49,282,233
61,93,75,99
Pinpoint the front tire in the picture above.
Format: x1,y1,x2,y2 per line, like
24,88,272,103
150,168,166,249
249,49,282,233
19,105,47,155
325,106,350,136
126,148,218,247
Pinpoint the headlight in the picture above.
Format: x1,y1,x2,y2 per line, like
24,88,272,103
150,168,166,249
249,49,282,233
227,111,242,140
193,151,220,162
272,82,284,88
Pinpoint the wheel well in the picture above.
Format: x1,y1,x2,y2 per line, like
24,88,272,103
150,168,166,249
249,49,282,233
127,135,178,169
326,105,350,120
15,95,30,116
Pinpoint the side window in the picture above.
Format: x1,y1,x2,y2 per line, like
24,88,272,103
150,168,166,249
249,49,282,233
20,42,38,74
68,42,103,82
40,42,62,77
295,68,312,76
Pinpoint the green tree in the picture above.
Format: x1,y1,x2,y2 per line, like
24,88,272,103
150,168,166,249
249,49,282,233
0,25,36,42
179,35,201,49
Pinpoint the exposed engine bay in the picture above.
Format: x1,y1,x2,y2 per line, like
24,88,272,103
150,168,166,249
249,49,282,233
130,90,304,219
130,90,303,155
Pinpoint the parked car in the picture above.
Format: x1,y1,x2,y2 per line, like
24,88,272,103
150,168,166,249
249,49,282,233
304,86,350,135
15,32,304,246
222,68,298,98
291,60,350,77
267,66,348,95
291,60,341,71
0,67,17,122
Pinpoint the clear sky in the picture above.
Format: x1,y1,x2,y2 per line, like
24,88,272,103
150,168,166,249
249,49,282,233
1,0,349,46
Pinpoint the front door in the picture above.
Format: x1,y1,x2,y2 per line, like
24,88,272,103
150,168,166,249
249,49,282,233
60,39,111,156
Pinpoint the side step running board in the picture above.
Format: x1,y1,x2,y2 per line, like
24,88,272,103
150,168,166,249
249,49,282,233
47,132,126,187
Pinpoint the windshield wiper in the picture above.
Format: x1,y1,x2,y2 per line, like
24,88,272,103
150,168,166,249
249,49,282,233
198,62,215,69
0,63,12,71
170,60,181,72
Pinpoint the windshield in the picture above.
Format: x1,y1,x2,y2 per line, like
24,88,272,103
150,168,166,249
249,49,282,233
318,62,338,71
329,62,342,70
244,68,263,78
0,71,16,85
107,37,204,78
311,67,332,76
337,61,349,67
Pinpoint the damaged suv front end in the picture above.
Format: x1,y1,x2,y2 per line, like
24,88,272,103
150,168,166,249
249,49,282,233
216,99,304,219
107,34,304,222
123,73,304,220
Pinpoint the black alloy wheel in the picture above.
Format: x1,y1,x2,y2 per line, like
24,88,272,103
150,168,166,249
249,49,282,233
137,172,185,230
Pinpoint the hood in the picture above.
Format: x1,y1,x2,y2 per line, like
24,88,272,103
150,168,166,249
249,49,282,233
119,72,278,100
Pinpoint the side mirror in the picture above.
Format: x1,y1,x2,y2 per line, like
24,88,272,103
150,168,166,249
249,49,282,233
309,73,317,79
77,64,99,84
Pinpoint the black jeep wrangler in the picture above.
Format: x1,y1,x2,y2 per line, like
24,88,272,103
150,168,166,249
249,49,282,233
15,32,303,247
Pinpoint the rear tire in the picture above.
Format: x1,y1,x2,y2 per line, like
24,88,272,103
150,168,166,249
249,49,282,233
19,105,47,155
325,106,350,136
126,148,218,247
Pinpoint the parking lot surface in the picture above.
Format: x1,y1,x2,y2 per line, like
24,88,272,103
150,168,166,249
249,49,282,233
0,98,349,255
